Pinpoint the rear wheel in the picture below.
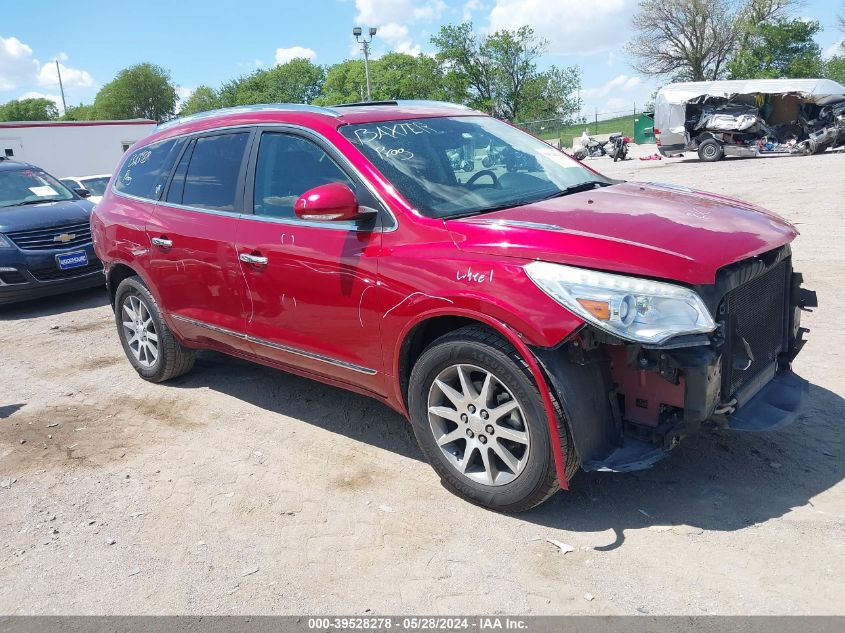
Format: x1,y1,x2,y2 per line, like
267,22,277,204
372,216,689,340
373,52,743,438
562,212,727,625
698,138,723,162
114,276,195,382
408,326,577,512
811,142,830,155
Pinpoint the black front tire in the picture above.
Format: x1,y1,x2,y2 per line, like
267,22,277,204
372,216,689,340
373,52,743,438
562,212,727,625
698,138,723,162
114,276,195,383
408,326,577,512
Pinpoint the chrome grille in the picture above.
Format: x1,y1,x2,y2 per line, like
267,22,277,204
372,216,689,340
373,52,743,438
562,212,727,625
6,221,92,251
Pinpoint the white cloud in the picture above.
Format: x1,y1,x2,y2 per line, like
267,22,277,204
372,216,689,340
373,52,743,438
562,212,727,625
373,22,421,54
0,36,39,90
488,0,634,54
355,0,444,25
19,91,63,111
274,46,317,65
581,74,641,99
175,86,193,109
37,60,94,89
462,0,484,21
353,0,442,56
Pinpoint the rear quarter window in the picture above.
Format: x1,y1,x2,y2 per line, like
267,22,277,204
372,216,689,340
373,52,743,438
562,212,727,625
114,137,184,200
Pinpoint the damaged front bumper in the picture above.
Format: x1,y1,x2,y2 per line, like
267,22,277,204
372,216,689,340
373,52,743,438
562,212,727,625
534,246,817,473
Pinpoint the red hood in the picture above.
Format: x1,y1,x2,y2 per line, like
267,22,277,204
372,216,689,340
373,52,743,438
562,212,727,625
445,181,797,285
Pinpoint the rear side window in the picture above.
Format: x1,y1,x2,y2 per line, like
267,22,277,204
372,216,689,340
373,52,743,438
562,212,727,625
165,140,195,205
179,132,250,212
114,138,183,200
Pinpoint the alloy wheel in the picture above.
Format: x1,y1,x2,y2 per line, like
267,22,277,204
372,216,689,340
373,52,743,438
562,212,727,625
427,364,530,486
121,294,159,368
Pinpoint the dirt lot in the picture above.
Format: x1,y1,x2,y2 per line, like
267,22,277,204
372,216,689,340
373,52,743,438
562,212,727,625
1,147,843,615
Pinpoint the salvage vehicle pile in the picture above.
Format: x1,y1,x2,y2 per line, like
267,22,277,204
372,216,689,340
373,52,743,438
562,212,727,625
655,79,845,161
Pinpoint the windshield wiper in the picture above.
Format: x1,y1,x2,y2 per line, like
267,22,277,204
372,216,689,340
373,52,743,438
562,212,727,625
443,199,541,220
12,199,60,206
541,181,612,200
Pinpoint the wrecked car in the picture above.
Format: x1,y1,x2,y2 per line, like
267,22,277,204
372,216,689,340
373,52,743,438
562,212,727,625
654,78,845,161
92,101,816,511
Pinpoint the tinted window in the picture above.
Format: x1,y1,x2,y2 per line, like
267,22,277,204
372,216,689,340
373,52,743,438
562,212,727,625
253,133,354,219
181,133,250,212
79,176,110,196
114,138,183,200
165,140,194,205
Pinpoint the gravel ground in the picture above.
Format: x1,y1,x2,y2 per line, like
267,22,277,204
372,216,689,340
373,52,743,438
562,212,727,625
1,146,843,615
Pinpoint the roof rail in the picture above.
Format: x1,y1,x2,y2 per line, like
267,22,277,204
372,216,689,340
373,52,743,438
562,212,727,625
331,99,473,110
157,103,340,130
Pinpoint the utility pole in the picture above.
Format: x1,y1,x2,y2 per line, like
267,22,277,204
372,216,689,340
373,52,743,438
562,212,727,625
56,60,67,115
353,26,377,101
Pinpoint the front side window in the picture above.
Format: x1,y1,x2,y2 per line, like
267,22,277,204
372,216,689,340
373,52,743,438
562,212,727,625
114,137,183,200
340,116,610,219
79,176,110,196
0,168,75,208
179,132,250,212
252,133,355,220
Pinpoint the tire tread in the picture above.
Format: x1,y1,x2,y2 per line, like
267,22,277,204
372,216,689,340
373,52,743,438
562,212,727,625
413,325,579,512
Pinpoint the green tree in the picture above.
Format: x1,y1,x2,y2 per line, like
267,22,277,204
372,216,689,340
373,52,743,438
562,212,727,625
519,65,582,122
728,18,823,78
824,56,845,85
371,52,447,101
315,59,369,104
431,22,580,121
316,53,447,104
62,103,98,120
626,0,797,81
93,63,178,121
0,98,59,121
432,22,497,112
219,58,325,106
180,85,220,115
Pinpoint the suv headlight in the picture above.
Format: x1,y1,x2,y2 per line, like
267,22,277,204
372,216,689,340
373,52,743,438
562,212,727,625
525,261,715,344
0,234,12,248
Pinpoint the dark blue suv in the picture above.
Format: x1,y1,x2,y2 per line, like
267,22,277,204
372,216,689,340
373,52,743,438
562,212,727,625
0,158,104,305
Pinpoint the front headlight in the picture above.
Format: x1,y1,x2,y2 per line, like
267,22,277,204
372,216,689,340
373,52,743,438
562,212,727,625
0,234,12,248
525,261,715,344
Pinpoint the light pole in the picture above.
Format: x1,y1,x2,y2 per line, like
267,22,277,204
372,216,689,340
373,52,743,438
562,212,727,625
353,26,377,101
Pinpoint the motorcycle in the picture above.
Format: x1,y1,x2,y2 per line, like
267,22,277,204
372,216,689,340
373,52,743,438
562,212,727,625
573,133,606,160
607,132,630,162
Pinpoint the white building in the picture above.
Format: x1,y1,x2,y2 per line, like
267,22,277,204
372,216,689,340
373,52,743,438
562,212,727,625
0,119,156,178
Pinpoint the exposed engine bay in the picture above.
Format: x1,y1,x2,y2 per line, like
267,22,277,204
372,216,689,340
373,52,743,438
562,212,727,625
685,95,845,156
534,246,818,473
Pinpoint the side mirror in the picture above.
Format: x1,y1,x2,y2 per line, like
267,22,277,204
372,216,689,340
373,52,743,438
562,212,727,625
74,188,91,198
294,182,368,222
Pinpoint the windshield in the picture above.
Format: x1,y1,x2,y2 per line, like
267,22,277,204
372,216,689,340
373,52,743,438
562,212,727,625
0,168,75,208
340,116,610,219
79,176,110,196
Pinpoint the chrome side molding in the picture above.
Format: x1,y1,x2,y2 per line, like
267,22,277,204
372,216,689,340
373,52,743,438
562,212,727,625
171,314,378,376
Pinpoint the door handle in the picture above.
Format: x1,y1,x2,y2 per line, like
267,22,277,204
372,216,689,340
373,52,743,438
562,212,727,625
151,237,173,248
240,253,268,266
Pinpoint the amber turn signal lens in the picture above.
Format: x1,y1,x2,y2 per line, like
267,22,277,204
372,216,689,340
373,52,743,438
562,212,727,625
576,298,610,320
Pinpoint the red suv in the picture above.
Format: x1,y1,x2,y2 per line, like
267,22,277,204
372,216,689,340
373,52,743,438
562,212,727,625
92,101,815,511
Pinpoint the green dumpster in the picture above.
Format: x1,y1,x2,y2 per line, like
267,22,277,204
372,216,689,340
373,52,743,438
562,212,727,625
634,113,655,144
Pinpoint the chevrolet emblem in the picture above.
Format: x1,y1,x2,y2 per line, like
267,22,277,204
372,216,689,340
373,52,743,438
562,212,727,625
53,233,76,243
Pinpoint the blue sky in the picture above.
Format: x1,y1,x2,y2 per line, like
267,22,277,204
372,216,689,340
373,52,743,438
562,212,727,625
1,0,843,120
